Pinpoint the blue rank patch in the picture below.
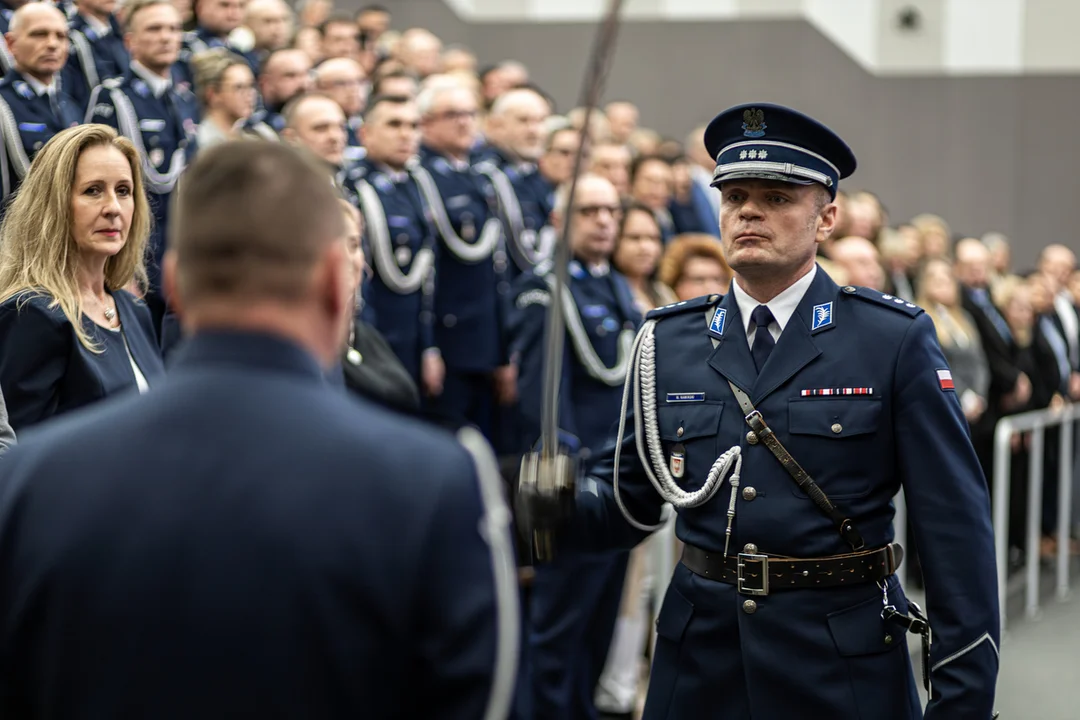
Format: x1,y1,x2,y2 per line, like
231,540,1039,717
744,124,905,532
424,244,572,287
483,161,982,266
582,304,608,318
568,261,586,279
812,302,833,330
17,122,46,132
709,307,727,336
667,392,705,403
387,215,410,228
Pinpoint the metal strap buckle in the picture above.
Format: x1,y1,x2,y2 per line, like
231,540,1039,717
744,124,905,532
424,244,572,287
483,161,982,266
737,553,770,596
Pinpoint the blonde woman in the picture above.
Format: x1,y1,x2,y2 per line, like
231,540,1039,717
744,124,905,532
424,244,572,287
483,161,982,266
0,125,162,431
917,258,990,424
192,48,258,149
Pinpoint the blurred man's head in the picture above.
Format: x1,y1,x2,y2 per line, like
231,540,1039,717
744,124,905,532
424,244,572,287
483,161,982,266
314,57,366,117
684,124,712,172
356,4,390,45
194,0,243,36
397,28,441,78
538,126,584,186
480,60,527,105
830,236,885,291
360,95,420,170
281,92,347,167
319,13,359,60
418,80,478,159
441,45,476,75
164,141,352,367
604,101,638,144
629,155,672,212
1039,244,1076,289
589,141,631,196
953,237,992,289
486,87,549,163
243,0,292,53
371,69,418,99
259,48,311,109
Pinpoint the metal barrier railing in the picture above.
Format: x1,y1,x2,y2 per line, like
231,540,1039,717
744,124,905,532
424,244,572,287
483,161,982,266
992,404,1078,634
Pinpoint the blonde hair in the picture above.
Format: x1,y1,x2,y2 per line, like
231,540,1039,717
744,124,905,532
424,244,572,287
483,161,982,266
191,48,249,106
0,124,151,352
916,258,977,348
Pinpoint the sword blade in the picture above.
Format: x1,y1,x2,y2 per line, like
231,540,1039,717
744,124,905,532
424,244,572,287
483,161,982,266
540,0,627,459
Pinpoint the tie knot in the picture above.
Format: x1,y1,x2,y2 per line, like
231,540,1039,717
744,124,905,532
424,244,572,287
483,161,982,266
751,304,775,329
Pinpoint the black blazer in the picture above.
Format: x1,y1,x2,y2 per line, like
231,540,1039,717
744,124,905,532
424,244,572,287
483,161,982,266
340,319,420,413
961,286,1021,404
0,290,164,432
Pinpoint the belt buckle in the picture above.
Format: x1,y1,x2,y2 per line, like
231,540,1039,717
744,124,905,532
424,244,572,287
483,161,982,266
737,553,769,596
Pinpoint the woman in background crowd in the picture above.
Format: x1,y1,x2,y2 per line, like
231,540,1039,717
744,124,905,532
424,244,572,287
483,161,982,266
659,233,731,301
337,200,420,413
918,258,990,426
911,212,952,261
0,125,163,432
612,202,675,313
192,49,258,149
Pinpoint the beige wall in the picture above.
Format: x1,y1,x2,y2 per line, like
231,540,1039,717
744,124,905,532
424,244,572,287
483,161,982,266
373,0,1080,268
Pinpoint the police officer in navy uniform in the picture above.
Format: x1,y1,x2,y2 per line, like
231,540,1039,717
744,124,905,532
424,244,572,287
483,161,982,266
86,0,199,332
176,0,258,90
0,140,519,720
353,94,444,396
510,173,642,720
0,3,81,210
554,104,999,719
416,79,513,437
62,0,129,113
475,86,556,280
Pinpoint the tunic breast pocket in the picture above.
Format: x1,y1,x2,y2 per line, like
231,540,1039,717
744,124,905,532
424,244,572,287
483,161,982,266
787,398,882,499
657,402,725,484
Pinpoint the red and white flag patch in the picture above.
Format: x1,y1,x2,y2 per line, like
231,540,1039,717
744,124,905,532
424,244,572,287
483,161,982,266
937,369,955,391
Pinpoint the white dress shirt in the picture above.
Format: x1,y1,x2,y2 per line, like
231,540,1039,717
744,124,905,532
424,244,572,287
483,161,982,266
130,60,172,98
731,265,818,349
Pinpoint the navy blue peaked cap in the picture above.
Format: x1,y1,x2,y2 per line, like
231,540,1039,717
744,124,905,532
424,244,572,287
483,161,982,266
703,103,856,199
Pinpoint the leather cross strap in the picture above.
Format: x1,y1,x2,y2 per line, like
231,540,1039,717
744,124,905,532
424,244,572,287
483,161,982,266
726,381,866,550
681,541,902,593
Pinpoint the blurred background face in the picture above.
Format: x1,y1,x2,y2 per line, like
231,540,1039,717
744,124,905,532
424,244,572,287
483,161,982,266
1040,246,1076,288
1004,285,1034,333
361,100,420,169
80,0,117,19
613,208,662,280
1028,273,1055,314
605,101,638,144
9,5,69,80
196,0,243,35
293,27,323,64
246,0,292,52
126,3,183,72
539,129,583,186
564,177,620,264
316,59,366,117
631,158,672,212
357,9,390,43
489,91,548,162
481,62,527,105
921,259,958,307
399,30,442,78
831,237,885,291
340,203,365,294
953,241,991,288
920,224,950,260
260,49,312,108
322,20,359,60
215,64,256,120
590,143,631,196
675,255,727,301
287,96,346,166
422,87,477,157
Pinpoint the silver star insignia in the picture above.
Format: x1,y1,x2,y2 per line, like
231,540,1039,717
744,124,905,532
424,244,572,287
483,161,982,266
739,150,748,160
748,150,758,159
759,150,768,159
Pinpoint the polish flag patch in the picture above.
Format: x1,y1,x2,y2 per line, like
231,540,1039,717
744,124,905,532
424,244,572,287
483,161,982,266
937,369,955,391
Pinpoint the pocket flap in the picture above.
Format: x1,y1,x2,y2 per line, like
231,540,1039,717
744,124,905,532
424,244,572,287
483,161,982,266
655,586,694,642
789,398,882,438
827,593,901,657
657,402,724,442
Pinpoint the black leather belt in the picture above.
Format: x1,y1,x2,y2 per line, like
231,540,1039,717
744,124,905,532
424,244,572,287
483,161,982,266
680,542,903,596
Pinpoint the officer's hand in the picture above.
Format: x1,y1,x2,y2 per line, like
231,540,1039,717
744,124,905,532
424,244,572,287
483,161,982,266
422,351,445,397
1014,373,1033,405
494,364,518,405
1069,372,1080,400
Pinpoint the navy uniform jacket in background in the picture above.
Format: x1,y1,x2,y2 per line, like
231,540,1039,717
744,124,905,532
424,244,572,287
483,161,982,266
474,145,555,280
0,70,82,208
87,71,199,292
0,330,517,720
351,159,438,381
176,27,259,89
574,269,1000,719
62,13,129,113
417,145,507,373
0,2,15,75
510,259,641,456
0,290,164,432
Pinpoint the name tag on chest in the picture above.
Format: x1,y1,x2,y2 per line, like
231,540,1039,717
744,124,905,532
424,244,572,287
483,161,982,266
666,392,705,403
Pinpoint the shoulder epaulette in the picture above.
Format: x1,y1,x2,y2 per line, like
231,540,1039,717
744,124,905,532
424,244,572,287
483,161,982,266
646,293,722,320
840,285,922,317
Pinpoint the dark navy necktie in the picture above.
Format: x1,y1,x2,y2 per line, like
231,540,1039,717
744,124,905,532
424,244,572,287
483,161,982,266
751,304,776,373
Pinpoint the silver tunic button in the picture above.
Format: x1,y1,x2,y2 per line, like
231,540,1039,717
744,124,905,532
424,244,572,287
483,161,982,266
676,426,684,438
746,431,758,445
742,599,758,614
743,543,758,554
443,314,457,328
742,486,757,501
831,423,843,434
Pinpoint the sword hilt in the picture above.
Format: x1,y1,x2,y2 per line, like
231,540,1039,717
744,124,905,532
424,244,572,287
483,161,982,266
516,449,580,562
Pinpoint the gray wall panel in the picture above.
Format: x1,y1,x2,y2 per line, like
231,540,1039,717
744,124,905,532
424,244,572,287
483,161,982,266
372,0,1080,265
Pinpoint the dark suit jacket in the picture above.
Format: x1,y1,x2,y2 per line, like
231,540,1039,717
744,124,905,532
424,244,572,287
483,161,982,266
0,330,517,719
961,286,1020,414
0,290,164,432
